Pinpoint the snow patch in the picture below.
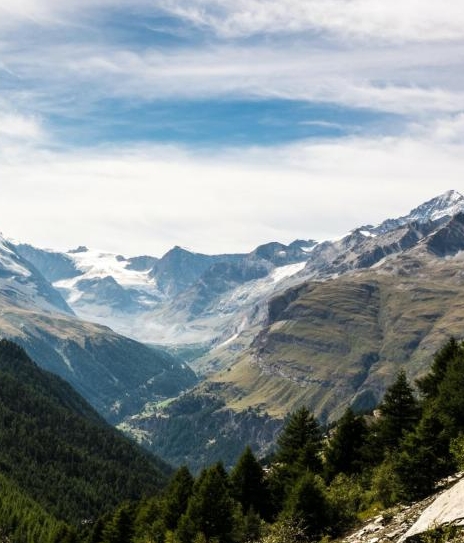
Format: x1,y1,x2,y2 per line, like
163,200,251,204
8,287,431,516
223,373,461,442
270,261,307,282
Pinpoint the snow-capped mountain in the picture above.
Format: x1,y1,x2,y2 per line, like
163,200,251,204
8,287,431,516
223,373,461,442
15,239,316,344
6,189,464,470
11,190,464,350
367,189,464,235
0,234,72,315
0,238,196,422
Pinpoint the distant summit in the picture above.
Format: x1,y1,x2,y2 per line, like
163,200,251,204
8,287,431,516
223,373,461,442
371,189,464,235
68,245,88,253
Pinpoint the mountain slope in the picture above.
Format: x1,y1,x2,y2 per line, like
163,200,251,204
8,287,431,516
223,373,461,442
202,215,464,422
14,240,314,344
0,235,72,315
0,472,67,543
0,235,197,422
0,339,170,526
0,299,197,421
119,200,464,468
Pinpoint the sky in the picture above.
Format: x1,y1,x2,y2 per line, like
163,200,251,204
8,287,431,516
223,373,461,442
1,1,464,256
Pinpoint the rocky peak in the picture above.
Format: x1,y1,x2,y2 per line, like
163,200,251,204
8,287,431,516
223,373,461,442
372,190,464,236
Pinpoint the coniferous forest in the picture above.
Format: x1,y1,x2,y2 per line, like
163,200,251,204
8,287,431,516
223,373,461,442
2,337,464,542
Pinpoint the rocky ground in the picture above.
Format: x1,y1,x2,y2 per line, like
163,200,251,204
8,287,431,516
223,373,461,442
341,474,464,543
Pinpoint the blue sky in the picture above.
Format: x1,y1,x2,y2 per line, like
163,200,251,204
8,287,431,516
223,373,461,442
1,1,464,255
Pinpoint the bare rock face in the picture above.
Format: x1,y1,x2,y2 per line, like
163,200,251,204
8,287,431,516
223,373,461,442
399,474,464,542
341,474,464,543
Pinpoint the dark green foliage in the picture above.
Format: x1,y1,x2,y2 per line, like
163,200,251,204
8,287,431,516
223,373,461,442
0,471,68,543
100,504,135,543
281,472,328,539
416,337,461,400
394,413,451,501
139,392,281,473
376,369,420,452
389,340,464,501
0,339,169,525
324,408,368,481
131,496,164,543
50,524,78,543
435,353,464,435
163,466,194,530
274,406,323,473
177,463,236,543
230,446,268,518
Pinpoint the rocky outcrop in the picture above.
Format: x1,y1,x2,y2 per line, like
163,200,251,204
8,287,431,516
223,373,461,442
400,475,464,541
341,474,464,543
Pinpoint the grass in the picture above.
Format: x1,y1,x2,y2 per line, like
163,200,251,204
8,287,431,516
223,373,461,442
203,255,464,422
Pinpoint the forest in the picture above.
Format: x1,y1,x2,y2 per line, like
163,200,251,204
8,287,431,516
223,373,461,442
2,337,464,543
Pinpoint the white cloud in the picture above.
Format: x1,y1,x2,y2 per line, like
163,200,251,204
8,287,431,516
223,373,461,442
0,112,44,140
152,0,464,42
4,40,464,119
2,0,464,42
0,132,463,255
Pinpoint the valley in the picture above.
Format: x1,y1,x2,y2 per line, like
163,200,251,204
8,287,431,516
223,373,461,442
3,191,464,469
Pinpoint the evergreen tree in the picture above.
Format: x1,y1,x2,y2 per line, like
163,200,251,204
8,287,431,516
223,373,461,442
282,472,329,539
435,351,464,435
163,466,194,530
133,496,165,543
275,407,323,473
417,337,461,400
324,408,368,481
394,413,450,501
230,446,268,519
376,370,420,451
100,504,134,543
176,464,236,543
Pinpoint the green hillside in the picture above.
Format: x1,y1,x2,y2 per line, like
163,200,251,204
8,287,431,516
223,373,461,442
205,251,464,422
0,339,170,529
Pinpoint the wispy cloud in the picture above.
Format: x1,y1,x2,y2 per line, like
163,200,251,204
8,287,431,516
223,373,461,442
0,1,463,253
154,0,464,41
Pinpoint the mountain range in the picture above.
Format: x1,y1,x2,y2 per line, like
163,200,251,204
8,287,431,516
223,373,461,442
3,189,464,468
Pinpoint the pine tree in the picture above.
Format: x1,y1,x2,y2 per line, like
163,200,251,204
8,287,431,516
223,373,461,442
435,352,464,435
230,446,268,518
163,466,194,530
176,464,236,543
275,407,323,473
282,472,329,538
394,413,450,501
376,370,420,451
324,408,368,481
417,337,461,400
100,504,134,543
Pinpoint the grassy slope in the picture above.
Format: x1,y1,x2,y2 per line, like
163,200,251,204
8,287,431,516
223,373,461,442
205,251,464,422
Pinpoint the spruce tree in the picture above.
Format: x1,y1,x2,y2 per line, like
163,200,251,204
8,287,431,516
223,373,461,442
163,466,194,530
282,472,329,539
230,446,268,519
417,337,461,400
275,407,323,473
376,370,420,451
394,413,450,500
435,352,464,435
100,504,134,543
176,463,236,543
324,408,368,480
